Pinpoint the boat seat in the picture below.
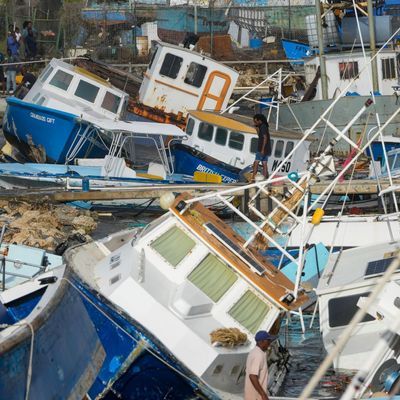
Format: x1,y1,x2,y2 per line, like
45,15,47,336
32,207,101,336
147,162,167,180
170,281,213,318
101,155,136,178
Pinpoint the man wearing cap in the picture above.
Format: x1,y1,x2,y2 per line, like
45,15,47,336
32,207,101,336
245,330,276,400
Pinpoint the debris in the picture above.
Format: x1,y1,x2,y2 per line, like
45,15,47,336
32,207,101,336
0,200,97,251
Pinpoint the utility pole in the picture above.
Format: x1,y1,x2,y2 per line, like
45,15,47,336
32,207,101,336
315,0,329,100
194,0,198,35
367,0,379,93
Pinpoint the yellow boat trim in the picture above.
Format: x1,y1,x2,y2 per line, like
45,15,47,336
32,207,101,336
189,110,256,135
136,172,164,180
193,171,222,183
74,66,112,87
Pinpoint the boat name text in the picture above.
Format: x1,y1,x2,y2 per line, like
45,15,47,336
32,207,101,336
196,164,237,183
30,112,55,124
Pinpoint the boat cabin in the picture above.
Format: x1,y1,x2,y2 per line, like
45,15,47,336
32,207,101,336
138,42,239,118
185,110,312,173
316,241,400,371
305,50,399,100
24,58,129,120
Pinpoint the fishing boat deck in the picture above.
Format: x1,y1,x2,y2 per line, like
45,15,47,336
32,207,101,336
171,193,309,311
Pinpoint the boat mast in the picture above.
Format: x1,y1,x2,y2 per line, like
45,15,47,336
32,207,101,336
315,0,329,99
367,0,379,93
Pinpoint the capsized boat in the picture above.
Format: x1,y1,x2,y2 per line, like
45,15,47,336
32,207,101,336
0,236,222,399
172,110,313,182
65,192,310,398
0,264,105,400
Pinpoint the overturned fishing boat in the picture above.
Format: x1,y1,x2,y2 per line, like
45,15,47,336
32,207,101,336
65,192,309,398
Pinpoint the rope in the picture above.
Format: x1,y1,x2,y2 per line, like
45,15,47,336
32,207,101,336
60,277,218,399
210,327,247,348
0,320,34,400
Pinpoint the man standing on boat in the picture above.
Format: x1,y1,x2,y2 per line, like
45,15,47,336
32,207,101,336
245,330,276,400
252,114,271,181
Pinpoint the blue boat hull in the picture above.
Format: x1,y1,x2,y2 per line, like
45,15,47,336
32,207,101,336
2,97,108,163
172,143,241,183
0,269,104,400
70,272,219,399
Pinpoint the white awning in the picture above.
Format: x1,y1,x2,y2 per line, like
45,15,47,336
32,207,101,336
80,114,187,138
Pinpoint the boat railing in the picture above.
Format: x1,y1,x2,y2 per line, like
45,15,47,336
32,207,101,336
65,122,109,164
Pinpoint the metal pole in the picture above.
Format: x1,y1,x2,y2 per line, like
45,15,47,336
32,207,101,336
315,0,329,99
367,0,379,93
194,1,198,35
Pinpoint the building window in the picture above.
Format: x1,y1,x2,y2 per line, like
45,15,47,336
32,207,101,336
382,58,396,80
328,292,375,328
215,128,228,146
339,61,359,80
186,118,195,136
188,254,237,302
229,290,270,333
198,122,214,141
75,80,100,103
159,53,183,79
49,70,74,91
101,92,121,113
229,132,244,150
184,62,207,88
284,141,294,158
274,140,284,157
150,226,195,267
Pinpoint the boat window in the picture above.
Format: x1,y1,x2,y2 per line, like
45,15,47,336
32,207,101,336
186,118,195,136
150,226,195,267
40,65,54,83
229,132,244,150
184,62,207,88
250,137,258,154
229,290,270,333
101,91,121,113
159,53,183,79
274,140,284,157
37,96,46,106
284,141,294,158
198,122,214,141
328,292,375,328
215,128,228,146
148,47,158,71
188,254,237,302
382,58,396,80
75,80,100,103
49,70,74,91
339,61,359,80
270,139,274,153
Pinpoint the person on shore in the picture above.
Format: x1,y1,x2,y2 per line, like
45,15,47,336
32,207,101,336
5,49,18,95
251,113,271,181
244,330,276,400
0,52,5,95
7,27,19,57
